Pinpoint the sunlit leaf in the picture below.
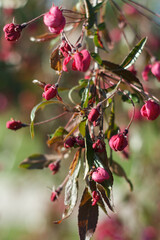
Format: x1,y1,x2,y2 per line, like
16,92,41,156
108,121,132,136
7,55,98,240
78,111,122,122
30,100,64,138
94,30,105,50
93,1,104,12
19,153,58,169
47,127,68,146
81,85,89,108
121,37,147,69
50,47,62,72
30,33,59,42
69,149,80,176
121,91,140,104
110,160,133,191
78,188,98,240
54,160,81,224
79,119,87,137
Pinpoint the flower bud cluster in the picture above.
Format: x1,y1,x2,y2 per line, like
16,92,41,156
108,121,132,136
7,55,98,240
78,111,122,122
64,136,85,148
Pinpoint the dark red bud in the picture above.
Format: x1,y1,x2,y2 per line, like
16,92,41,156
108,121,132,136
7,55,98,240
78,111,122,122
92,191,100,206
88,107,100,122
6,119,23,130
48,161,60,175
92,139,105,152
75,136,85,148
3,23,22,41
42,84,57,100
64,137,76,148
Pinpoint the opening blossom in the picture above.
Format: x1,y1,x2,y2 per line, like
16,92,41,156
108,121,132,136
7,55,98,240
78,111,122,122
43,4,65,34
3,23,22,41
92,167,110,183
109,133,128,151
42,84,57,100
140,100,160,120
62,49,91,72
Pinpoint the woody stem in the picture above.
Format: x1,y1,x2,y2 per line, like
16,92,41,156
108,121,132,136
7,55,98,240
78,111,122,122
21,13,45,28
34,112,68,126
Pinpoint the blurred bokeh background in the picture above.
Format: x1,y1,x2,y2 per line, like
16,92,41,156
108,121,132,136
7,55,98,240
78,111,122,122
0,0,160,239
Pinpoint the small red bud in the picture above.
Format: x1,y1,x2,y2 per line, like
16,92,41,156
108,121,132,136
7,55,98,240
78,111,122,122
3,23,22,41
6,119,23,130
109,133,128,151
92,167,110,183
50,191,58,202
140,100,160,120
92,191,100,206
48,161,60,175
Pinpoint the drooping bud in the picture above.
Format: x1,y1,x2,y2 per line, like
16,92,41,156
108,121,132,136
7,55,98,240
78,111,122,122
48,161,60,175
42,84,57,100
92,191,100,206
64,136,76,148
92,167,110,183
92,139,105,152
109,132,128,151
151,61,160,81
6,119,24,130
75,136,85,148
43,4,65,34
88,105,100,122
140,100,160,120
3,23,22,41
50,191,58,202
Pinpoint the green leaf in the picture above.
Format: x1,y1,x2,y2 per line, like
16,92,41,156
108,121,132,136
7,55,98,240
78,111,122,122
122,92,140,104
97,22,106,31
121,37,147,69
30,100,64,138
78,188,98,240
102,60,143,89
81,86,89,108
97,184,114,212
93,1,104,12
91,52,102,65
79,119,87,137
84,0,96,29
110,160,133,191
84,125,94,178
19,153,57,169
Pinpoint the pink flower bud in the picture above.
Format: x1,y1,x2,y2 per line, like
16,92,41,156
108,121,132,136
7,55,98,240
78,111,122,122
92,139,105,153
3,23,22,41
48,161,60,175
92,191,100,206
43,5,65,34
109,133,128,151
140,100,160,120
64,137,76,148
151,61,160,81
72,49,91,72
88,106,100,122
42,84,57,100
142,64,152,81
92,167,110,183
6,119,23,130
50,191,58,202
75,136,85,148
